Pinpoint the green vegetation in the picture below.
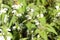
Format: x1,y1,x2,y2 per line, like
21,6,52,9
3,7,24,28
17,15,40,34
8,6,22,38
0,0,60,40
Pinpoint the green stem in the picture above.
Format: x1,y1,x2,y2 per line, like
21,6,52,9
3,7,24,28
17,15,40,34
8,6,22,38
36,0,40,5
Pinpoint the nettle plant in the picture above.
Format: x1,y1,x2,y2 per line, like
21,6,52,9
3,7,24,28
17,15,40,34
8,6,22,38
0,0,60,40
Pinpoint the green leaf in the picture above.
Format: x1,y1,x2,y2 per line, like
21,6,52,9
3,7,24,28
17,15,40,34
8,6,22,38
57,36,60,40
39,30,48,40
21,38,27,40
26,22,36,30
46,24,57,35
35,29,48,40
9,15,17,28
38,17,46,25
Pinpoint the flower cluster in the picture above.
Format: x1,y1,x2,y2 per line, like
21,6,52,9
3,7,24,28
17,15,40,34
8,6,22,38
0,8,8,15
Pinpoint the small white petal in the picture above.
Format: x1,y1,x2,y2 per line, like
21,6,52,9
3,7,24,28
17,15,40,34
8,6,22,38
31,9,34,12
25,15,32,20
57,12,60,15
0,29,2,32
7,28,11,31
25,15,29,17
26,7,30,11
7,36,11,40
1,9,6,13
37,35,40,38
37,14,40,18
35,22,39,25
19,3,23,7
13,26,16,30
3,8,8,11
56,12,60,17
17,27,20,30
28,16,31,20
16,14,22,17
0,36,4,40
34,19,39,25
40,14,44,18
12,4,20,9
55,6,59,10
31,30,33,33
12,10,16,14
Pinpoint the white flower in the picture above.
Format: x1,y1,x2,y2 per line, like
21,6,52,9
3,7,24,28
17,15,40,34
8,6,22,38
34,19,39,25
25,15,29,17
56,12,60,17
35,22,40,25
25,15,32,20
0,36,4,40
13,26,16,30
40,14,44,18
31,9,34,13
26,7,30,11
12,4,20,9
37,14,44,18
31,30,33,33
28,16,31,20
0,8,8,14
37,35,40,38
0,35,12,40
55,5,59,10
0,10,2,15
4,15,9,23
37,14,40,18
16,14,22,17
0,9,6,14
17,27,20,30
7,28,11,31
20,3,23,7
3,8,8,11
26,7,34,13
12,10,16,14
12,3,23,9
7,36,11,40
0,29,2,32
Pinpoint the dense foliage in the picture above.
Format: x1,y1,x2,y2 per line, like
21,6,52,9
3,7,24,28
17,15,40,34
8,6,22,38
0,0,60,40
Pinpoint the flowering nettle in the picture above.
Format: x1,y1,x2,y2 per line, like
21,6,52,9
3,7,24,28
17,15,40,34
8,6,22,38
1,0,60,40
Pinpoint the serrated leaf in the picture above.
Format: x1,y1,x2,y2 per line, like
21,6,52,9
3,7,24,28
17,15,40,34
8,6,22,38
46,24,57,35
38,17,46,25
39,30,48,40
26,22,36,30
35,29,48,40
